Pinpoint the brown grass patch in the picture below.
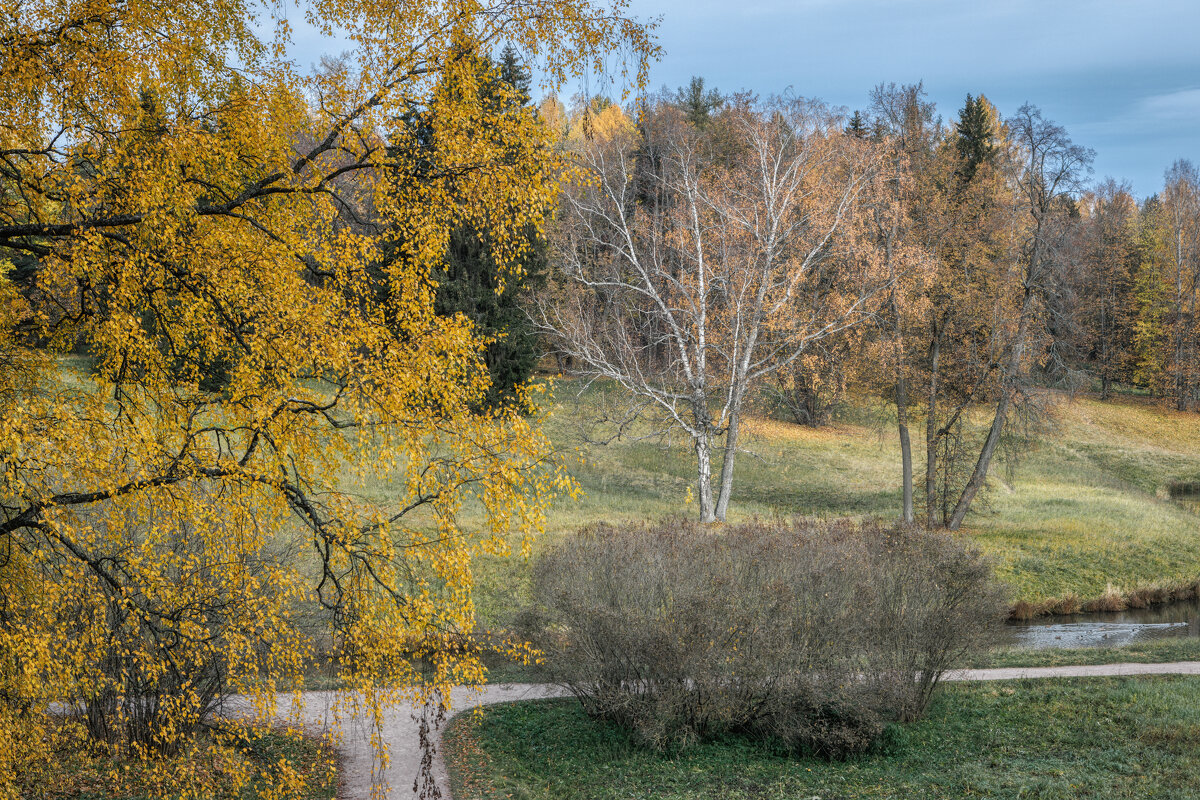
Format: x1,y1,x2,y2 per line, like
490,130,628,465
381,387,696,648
1083,584,1126,613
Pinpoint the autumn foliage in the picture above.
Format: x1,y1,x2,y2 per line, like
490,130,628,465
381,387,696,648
0,0,655,795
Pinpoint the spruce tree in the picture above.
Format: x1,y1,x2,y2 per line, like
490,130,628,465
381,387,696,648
437,46,545,410
954,94,997,183
382,45,547,410
845,109,869,139
674,76,723,128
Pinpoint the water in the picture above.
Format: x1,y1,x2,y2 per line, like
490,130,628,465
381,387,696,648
1002,598,1200,649
999,485,1200,650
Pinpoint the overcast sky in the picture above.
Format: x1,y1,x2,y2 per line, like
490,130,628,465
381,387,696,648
287,0,1200,199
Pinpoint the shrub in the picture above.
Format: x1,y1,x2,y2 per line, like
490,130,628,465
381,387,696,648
522,517,1006,758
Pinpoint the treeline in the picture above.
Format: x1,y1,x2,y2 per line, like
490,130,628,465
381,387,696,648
534,79,1200,528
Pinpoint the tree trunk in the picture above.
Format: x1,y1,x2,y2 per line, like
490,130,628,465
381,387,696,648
1100,304,1110,400
925,331,941,528
714,404,741,522
695,434,716,523
883,222,913,525
947,282,1036,530
897,373,914,525
1175,258,1186,411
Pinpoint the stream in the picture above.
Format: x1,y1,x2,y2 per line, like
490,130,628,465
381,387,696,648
1001,598,1200,649
1002,485,1200,650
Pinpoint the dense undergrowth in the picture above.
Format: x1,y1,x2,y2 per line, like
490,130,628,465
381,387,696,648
13,719,336,800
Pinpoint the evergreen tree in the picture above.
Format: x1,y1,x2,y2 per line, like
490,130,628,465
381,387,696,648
498,44,531,105
384,45,548,410
953,93,997,183
845,109,869,139
674,76,723,128
440,46,546,409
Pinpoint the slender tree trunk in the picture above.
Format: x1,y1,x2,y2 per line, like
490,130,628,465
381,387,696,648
695,434,716,523
896,373,914,525
714,407,740,522
1100,304,1110,400
883,222,913,525
1175,257,1186,410
691,394,717,523
947,281,1036,530
925,330,941,528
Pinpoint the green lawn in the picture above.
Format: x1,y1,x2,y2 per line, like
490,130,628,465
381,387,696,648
467,389,1200,624
973,637,1200,669
445,677,1200,800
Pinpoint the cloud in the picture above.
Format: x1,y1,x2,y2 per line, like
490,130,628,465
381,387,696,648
1137,88,1200,123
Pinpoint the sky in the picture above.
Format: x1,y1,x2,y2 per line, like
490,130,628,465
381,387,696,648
285,0,1200,199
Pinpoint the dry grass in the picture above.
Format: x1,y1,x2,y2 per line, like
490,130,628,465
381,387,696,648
468,387,1200,620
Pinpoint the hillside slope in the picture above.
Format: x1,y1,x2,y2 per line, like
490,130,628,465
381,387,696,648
520,392,1200,612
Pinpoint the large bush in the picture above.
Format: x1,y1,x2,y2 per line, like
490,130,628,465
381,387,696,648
522,518,1006,758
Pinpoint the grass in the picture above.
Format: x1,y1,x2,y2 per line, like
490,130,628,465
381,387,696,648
973,637,1200,669
444,677,1200,799
466,387,1200,624
49,355,1200,616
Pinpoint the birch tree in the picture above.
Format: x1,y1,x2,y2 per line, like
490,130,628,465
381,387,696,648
540,96,882,522
0,0,655,792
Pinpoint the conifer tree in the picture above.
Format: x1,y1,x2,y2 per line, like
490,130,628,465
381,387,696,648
674,76,723,128
845,109,869,139
954,94,997,184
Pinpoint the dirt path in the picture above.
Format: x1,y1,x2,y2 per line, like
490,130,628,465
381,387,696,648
265,661,1200,799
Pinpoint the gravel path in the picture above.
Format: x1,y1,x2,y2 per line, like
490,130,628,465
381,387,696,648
254,660,1200,799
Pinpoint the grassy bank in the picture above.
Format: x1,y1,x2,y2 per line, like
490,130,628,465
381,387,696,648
48,357,1200,616
445,677,1200,800
468,390,1200,623
973,637,1200,669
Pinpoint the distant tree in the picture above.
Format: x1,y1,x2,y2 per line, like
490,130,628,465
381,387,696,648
845,109,870,139
1078,179,1139,398
1162,160,1200,409
863,81,941,525
1131,196,1173,394
498,43,532,102
673,76,723,127
947,104,1093,530
540,96,883,522
954,94,998,183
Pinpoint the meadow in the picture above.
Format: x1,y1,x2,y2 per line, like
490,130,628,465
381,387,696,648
469,386,1200,626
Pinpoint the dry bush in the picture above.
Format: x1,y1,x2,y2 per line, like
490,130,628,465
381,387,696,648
522,517,1005,758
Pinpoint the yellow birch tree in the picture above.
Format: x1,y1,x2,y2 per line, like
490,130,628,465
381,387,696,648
0,0,656,795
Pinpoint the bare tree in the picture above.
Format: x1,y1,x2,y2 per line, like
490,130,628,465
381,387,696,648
538,95,883,522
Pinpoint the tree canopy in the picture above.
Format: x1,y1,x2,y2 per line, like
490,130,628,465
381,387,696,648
0,0,656,794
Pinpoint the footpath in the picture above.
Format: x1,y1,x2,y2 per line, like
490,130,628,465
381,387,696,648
271,661,1200,799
